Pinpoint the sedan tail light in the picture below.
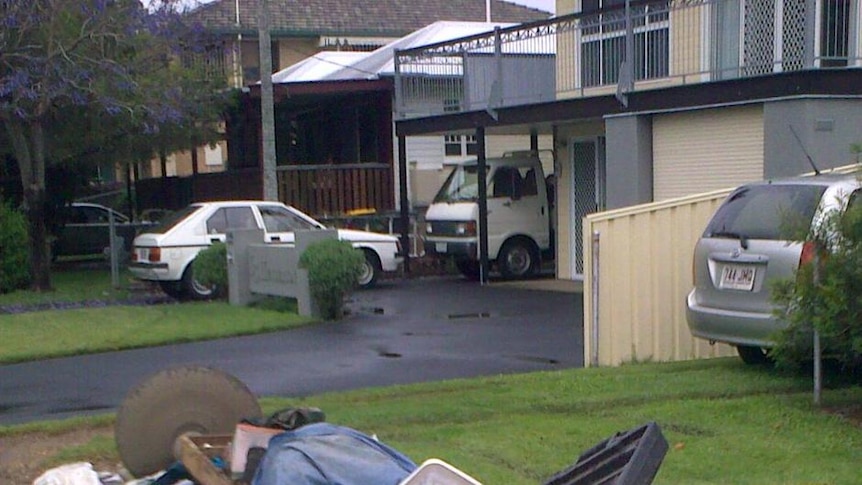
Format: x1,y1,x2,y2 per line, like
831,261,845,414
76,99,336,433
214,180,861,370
148,247,161,262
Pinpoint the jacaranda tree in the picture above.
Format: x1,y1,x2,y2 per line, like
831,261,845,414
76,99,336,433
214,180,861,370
0,0,231,290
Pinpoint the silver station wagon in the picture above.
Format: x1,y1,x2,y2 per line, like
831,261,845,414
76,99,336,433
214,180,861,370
129,201,402,300
686,172,862,364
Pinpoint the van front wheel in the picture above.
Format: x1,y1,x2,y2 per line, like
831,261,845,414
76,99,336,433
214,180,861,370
498,239,537,280
455,259,480,281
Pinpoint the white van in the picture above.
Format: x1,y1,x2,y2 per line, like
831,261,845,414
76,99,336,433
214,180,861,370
423,151,554,279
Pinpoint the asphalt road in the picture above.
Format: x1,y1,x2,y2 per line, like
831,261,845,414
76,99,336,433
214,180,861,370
0,276,583,426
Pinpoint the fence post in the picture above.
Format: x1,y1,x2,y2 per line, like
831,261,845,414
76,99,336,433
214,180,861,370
227,229,264,306
109,211,120,289
591,231,601,367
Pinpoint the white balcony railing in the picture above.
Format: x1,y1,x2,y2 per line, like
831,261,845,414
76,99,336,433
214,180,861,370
394,0,861,119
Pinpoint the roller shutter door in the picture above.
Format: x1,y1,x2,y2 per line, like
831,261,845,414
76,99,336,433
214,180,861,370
653,105,764,201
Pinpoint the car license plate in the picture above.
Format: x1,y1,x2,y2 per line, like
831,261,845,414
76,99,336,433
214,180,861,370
720,264,755,291
435,242,447,253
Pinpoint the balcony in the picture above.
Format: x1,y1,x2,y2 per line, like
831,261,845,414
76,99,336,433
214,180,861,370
394,0,860,118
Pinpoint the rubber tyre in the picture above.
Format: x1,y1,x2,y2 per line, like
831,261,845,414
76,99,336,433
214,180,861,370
498,239,538,280
357,250,381,289
455,259,480,281
115,366,262,477
182,263,217,300
737,345,772,365
158,280,186,300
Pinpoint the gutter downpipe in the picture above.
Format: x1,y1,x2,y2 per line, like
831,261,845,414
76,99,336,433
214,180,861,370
235,0,243,87
591,231,600,367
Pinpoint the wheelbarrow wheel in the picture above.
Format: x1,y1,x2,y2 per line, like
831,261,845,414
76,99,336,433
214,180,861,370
115,365,262,477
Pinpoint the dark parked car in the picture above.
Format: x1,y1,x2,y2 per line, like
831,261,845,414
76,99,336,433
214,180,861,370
53,202,151,260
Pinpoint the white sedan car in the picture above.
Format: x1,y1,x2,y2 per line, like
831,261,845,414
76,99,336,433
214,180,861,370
129,201,402,299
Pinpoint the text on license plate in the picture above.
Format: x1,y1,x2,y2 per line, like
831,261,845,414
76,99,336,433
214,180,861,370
435,242,447,253
720,264,755,291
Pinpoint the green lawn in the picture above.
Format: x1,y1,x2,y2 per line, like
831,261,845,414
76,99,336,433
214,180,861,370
0,266,140,306
1,267,860,484
2,360,860,485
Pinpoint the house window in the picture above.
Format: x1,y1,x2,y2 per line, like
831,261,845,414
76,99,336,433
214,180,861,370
181,42,227,80
820,0,850,67
580,0,669,87
444,135,478,157
728,0,849,76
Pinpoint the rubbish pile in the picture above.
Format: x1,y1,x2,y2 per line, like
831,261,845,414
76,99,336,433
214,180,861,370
33,366,668,485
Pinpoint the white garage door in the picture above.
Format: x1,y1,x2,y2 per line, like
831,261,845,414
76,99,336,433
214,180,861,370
653,105,764,201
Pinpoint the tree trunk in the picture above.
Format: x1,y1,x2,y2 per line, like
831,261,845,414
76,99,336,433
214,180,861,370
23,185,52,291
5,118,53,292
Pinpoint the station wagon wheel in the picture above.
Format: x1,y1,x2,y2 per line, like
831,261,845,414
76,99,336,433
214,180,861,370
357,250,381,289
182,264,216,300
498,238,538,280
737,345,772,365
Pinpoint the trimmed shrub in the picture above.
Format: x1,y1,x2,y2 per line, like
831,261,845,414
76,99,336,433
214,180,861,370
299,239,364,320
0,200,30,293
192,242,228,297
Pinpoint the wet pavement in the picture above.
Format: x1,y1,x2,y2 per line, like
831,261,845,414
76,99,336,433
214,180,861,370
0,275,583,426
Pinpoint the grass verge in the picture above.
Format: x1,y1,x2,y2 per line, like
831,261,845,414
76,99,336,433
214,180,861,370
0,302,311,364
1,359,860,485
0,266,311,364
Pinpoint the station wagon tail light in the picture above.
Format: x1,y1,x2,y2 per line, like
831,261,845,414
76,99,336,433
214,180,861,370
148,247,161,262
799,241,817,267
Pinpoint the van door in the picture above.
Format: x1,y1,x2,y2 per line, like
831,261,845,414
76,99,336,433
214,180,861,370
486,162,549,258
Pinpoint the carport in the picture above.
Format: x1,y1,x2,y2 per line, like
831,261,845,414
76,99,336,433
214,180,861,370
391,16,620,284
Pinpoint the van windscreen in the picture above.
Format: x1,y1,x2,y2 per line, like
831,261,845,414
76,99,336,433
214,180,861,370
433,165,479,203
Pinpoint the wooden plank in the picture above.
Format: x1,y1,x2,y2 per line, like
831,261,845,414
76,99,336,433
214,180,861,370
177,434,235,485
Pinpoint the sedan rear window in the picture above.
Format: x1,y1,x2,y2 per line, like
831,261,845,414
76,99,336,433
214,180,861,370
146,205,203,234
704,184,826,241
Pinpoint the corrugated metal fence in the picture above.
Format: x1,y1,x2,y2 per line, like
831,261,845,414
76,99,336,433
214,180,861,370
582,189,736,367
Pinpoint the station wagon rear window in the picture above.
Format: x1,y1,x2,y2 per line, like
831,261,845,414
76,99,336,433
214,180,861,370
704,184,826,241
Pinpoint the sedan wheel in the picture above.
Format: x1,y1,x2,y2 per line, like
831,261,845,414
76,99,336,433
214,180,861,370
182,265,217,300
158,281,186,300
357,251,380,289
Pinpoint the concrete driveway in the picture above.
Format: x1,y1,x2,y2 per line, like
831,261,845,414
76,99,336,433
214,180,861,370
0,276,583,426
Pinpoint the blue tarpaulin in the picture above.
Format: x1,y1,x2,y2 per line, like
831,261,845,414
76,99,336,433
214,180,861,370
252,423,417,485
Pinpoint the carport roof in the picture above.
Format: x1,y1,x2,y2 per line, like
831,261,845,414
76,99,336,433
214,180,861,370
271,21,517,83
